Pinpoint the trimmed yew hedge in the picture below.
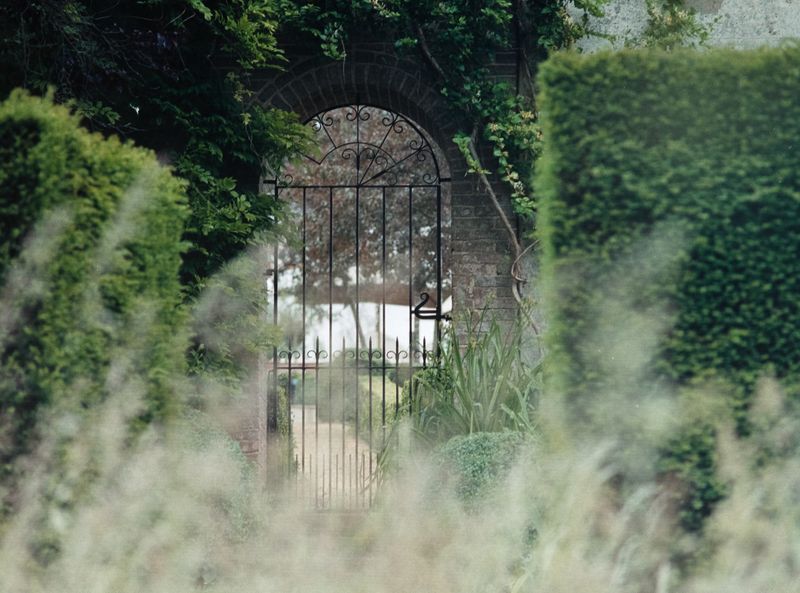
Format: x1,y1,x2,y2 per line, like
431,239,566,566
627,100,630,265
0,90,188,479
537,45,800,529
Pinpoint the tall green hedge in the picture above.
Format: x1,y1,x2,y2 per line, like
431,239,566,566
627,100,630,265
436,432,527,508
0,90,188,480
536,46,800,528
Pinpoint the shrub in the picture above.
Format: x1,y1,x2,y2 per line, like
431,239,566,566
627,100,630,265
435,431,528,507
179,409,256,539
406,315,541,444
536,45,800,530
0,90,188,502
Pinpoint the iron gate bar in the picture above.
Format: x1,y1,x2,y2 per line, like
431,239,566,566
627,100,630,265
328,186,333,501
271,184,279,484
354,182,360,500
263,182,451,187
368,337,374,506
408,185,414,415
313,337,324,506
437,184,443,349
301,187,306,474
281,184,440,188
340,336,346,502
381,186,387,449
265,104,450,509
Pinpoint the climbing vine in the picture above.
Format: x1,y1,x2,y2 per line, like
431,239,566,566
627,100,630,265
0,1,711,296
295,0,606,223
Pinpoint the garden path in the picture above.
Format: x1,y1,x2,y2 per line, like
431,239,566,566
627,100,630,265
290,405,380,509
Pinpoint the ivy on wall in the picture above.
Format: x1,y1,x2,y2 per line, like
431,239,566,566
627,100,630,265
631,0,713,49
0,1,710,295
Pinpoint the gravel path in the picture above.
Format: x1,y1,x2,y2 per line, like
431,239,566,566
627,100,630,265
290,405,380,509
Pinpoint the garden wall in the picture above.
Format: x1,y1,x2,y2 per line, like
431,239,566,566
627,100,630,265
250,41,523,323
575,0,800,50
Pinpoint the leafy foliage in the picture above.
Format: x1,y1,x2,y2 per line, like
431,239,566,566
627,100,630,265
0,90,188,514
537,45,800,529
435,431,528,506
407,315,540,445
0,1,711,286
658,423,726,532
0,0,311,290
538,45,800,407
631,0,713,49
400,0,605,219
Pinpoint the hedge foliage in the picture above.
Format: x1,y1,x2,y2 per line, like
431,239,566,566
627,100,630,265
537,45,800,528
0,90,188,477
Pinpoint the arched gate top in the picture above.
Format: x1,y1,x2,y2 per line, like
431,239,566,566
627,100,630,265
279,104,445,187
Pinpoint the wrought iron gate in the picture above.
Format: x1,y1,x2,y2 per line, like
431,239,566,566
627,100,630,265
263,105,451,509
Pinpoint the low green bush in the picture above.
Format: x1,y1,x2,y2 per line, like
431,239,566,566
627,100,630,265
377,317,539,487
436,431,528,507
180,409,256,539
0,90,188,504
536,45,800,530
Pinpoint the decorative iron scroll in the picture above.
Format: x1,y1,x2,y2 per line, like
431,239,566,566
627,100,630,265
279,104,442,187
273,335,437,372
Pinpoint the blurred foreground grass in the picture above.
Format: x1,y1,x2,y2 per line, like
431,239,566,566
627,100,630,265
2,222,799,592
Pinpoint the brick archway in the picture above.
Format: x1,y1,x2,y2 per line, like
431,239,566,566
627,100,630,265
253,46,464,182
242,42,526,483
251,42,519,320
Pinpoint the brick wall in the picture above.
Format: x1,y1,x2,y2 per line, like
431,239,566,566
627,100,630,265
243,42,525,474
250,42,523,323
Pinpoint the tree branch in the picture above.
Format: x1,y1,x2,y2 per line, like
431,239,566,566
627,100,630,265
414,23,446,82
465,126,539,334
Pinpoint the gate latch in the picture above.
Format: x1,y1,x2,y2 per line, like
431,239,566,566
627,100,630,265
412,292,452,321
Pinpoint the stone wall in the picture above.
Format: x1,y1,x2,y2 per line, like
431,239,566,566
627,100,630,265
575,0,800,51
